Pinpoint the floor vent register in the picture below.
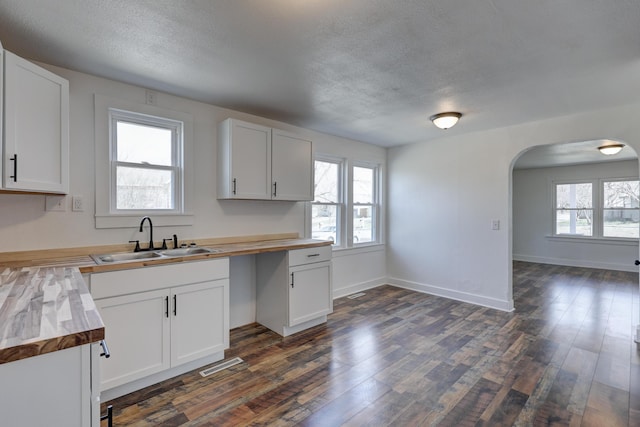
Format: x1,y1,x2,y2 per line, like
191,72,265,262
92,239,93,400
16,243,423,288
199,356,244,377
347,292,366,299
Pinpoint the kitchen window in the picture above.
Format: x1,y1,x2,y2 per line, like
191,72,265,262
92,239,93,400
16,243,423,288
311,158,343,245
110,109,183,212
352,164,378,244
94,95,194,228
553,179,639,239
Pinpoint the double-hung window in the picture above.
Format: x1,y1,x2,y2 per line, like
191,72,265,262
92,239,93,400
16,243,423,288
554,182,593,236
311,159,343,245
110,109,183,213
553,179,639,239
352,165,378,244
602,179,639,238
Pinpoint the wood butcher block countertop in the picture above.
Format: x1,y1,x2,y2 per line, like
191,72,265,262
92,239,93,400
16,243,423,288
0,267,105,364
0,234,331,364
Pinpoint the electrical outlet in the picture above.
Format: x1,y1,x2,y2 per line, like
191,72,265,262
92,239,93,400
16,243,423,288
72,195,84,212
145,89,157,105
491,219,500,230
45,196,66,212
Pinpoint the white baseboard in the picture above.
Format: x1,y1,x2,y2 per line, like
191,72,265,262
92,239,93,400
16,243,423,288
386,277,514,312
513,254,638,272
333,277,387,299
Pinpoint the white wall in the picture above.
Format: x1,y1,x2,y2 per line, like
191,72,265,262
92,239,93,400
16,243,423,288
387,103,640,311
513,160,639,272
0,63,386,327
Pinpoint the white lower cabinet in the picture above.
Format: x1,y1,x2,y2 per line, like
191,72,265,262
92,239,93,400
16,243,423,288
0,343,101,427
90,259,229,395
257,246,332,336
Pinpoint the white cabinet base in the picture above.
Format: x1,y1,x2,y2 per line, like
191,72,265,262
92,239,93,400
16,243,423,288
279,315,328,338
100,350,224,402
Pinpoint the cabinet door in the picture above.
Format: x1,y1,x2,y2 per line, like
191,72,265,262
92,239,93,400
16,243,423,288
228,119,272,199
288,261,332,326
3,51,69,193
272,129,313,201
95,290,170,391
170,279,229,366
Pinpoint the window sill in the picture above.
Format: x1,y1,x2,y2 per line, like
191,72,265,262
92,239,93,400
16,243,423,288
546,235,639,246
331,243,385,257
95,213,194,229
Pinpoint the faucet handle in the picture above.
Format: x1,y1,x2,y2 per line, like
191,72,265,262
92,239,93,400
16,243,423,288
162,238,173,250
128,240,141,252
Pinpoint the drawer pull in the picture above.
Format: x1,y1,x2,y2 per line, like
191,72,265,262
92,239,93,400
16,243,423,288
307,253,320,258
99,340,111,358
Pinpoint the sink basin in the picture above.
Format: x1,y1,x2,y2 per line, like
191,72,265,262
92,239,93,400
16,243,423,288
91,247,221,265
159,247,221,257
91,251,164,264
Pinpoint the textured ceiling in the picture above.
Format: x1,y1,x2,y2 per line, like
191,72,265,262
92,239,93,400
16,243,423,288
0,1,639,148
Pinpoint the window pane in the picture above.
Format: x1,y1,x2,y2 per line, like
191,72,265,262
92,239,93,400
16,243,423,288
603,209,639,238
314,161,339,203
353,166,374,204
117,121,173,166
556,183,592,209
354,205,373,243
117,166,174,209
603,180,639,208
312,205,338,243
555,209,593,236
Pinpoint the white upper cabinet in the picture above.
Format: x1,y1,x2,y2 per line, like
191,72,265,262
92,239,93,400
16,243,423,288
271,129,313,201
2,50,69,194
217,118,313,201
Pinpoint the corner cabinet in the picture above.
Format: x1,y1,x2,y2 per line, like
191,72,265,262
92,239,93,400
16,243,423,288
256,245,332,336
2,49,69,194
217,118,313,201
89,259,229,395
0,343,101,427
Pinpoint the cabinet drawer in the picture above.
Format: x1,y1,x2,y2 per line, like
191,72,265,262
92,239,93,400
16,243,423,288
288,245,331,266
91,258,229,299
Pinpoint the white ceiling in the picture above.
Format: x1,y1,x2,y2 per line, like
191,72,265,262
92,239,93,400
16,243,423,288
0,1,639,150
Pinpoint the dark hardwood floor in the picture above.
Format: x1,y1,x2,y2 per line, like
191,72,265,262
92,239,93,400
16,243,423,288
102,262,640,426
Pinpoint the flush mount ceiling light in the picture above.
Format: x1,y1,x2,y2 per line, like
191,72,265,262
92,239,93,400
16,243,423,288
430,112,462,130
597,143,624,155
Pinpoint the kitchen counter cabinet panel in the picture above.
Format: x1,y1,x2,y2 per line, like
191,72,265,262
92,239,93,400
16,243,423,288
256,246,332,336
0,344,97,426
91,259,230,394
95,289,170,390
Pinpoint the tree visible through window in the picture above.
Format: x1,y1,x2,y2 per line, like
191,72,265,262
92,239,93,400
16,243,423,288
311,160,342,244
603,180,639,238
110,109,183,212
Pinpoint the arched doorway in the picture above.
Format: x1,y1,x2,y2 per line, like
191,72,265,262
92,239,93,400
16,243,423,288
509,138,639,307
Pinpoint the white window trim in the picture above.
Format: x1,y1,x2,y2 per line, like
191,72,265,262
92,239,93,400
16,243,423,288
551,177,639,241
311,155,346,247
94,94,194,229
352,161,381,246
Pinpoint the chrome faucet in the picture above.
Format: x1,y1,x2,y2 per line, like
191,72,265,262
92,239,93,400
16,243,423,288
139,216,154,251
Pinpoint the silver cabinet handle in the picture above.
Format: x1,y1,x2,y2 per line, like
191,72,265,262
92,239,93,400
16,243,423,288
307,253,320,258
99,339,111,358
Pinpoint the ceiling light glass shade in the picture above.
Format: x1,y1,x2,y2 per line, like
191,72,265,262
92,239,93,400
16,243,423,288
430,112,462,130
598,143,624,155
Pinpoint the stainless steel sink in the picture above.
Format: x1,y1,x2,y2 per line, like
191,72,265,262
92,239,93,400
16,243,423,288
159,247,221,257
91,247,221,265
91,251,164,264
